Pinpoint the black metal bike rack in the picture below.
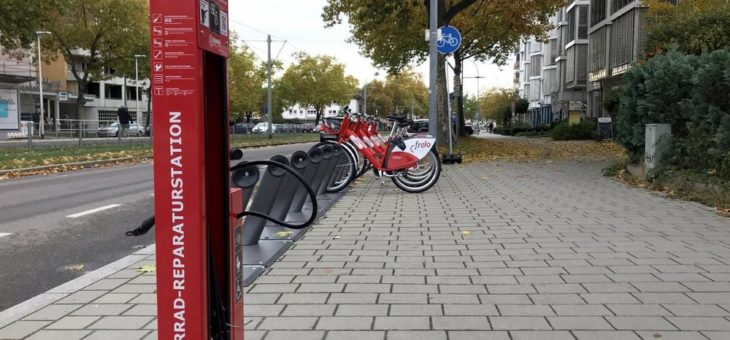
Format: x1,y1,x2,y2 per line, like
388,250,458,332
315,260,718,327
129,143,352,287
229,162,266,287
241,155,292,270
287,146,324,222
260,151,311,242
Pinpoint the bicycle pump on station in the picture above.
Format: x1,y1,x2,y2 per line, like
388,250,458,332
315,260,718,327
148,0,243,339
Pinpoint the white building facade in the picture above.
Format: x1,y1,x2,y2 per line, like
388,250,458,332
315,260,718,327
281,99,359,121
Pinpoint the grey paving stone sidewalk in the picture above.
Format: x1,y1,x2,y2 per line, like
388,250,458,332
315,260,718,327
2,160,730,340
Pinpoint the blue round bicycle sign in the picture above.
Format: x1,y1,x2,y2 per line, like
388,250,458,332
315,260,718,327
437,26,461,55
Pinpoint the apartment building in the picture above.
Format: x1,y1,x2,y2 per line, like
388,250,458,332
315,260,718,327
0,46,150,140
516,1,590,127
588,0,651,117
44,50,150,129
516,0,654,125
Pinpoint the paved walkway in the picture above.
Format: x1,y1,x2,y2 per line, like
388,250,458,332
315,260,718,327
2,161,730,339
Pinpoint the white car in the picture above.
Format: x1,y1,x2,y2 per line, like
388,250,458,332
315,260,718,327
252,122,276,133
97,122,144,137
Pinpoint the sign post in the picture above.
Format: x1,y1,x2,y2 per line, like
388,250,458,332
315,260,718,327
148,0,241,339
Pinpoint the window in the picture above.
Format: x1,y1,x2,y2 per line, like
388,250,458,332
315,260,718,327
566,47,576,84
567,8,576,42
547,38,559,65
98,110,117,125
86,82,100,97
589,27,608,73
610,10,635,68
576,44,588,85
530,55,542,77
578,6,588,39
543,68,558,95
530,40,541,54
529,79,541,101
126,86,139,101
104,84,123,100
612,0,634,14
591,0,607,27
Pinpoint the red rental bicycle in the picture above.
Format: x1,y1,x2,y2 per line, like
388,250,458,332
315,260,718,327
321,114,441,193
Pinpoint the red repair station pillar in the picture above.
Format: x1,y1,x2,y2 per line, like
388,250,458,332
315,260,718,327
148,0,243,339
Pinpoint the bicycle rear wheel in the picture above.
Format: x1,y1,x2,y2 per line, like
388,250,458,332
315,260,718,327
391,150,441,193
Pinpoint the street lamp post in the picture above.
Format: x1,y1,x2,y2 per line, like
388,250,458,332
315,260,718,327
134,55,146,127
362,72,378,116
464,61,485,133
36,31,51,138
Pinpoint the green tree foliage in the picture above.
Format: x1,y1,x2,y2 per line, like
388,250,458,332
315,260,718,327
463,94,478,121
479,88,517,126
363,69,428,117
363,80,392,116
0,2,41,57
322,0,563,139
278,53,358,124
644,0,730,56
36,0,149,115
228,40,267,122
617,49,730,179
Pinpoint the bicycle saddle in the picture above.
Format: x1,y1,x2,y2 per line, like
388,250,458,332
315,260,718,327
397,119,414,128
386,115,408,122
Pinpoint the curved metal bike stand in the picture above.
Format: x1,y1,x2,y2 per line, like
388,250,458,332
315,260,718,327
320,145,344,196
260,151,312,242
303,144,347,212
308,144,334,199
229,163,267,287
301,145,335,212
241,155,293,274
288,146,324,214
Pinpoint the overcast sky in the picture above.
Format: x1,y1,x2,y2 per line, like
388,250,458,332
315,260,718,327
228,0,515,97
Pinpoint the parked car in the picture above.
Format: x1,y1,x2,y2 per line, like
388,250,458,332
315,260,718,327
252,122,276,133
97,122,144,137
230,123,252,135
407,119,429,135
277,124,294,134
301,123,317,133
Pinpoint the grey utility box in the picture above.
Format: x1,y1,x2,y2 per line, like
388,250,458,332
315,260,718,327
645,124,671,171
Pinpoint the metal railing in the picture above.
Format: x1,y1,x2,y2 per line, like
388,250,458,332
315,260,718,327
3,119,152,149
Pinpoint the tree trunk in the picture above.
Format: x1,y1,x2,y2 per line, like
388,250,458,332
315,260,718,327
75,80,88,118
453,55,467,137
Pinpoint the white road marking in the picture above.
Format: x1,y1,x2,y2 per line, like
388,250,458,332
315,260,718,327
66,204,121,218
0,233,11,239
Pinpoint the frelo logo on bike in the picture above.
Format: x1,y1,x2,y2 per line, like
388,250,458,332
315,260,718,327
410,140,432,153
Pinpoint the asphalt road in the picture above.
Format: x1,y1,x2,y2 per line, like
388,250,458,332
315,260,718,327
0,142,316,310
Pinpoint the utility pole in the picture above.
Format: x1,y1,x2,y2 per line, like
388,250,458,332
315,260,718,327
464,60,484,133
363,84,367,115
428,0,438,140
267,34,273,139
36,31,51,138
